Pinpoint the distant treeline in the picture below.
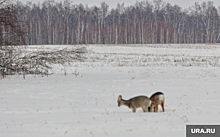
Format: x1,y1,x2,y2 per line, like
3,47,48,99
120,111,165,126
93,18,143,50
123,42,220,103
13,0,220,44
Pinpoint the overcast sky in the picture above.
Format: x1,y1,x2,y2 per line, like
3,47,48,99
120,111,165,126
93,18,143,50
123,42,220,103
18,0,220,9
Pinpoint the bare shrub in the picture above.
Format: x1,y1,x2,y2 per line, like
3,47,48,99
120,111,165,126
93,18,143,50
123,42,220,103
1,46,87,79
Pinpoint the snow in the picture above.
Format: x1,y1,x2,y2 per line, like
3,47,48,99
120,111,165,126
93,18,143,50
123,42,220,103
1,44,220,137
73,44,220,67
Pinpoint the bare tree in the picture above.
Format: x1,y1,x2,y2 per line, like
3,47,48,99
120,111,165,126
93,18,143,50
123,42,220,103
0,0,25,78
0,0,87,79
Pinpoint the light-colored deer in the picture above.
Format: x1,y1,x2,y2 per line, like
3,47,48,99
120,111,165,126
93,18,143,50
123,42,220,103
117,95,151,113
149,92,165,112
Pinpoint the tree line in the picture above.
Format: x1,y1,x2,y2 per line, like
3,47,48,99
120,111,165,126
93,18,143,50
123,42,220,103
12,0,220,44
0,0,86,79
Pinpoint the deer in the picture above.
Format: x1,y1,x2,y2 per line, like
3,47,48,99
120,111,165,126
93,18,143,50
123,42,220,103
117,95,151,113
149,91,165,112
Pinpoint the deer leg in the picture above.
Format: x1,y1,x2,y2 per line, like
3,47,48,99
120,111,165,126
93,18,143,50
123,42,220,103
150,104,154,112
161,102,165,112
155,105,159,112
132,107,136,113
142,106,148,112
153,105,157,112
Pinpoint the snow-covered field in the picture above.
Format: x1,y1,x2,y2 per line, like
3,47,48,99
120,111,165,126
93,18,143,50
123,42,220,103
27,44,220,67
1,44,220,137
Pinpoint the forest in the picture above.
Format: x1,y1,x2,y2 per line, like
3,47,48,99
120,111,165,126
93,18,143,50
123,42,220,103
4,0,220,44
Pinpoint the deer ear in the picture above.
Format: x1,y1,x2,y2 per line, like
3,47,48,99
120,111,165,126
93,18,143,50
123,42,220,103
118,95,122,100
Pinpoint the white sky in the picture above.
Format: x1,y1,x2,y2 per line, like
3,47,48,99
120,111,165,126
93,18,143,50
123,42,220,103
18,0,220,9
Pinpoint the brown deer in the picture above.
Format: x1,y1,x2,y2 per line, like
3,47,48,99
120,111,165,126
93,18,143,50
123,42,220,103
117,95,151,113
149,92,165,112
